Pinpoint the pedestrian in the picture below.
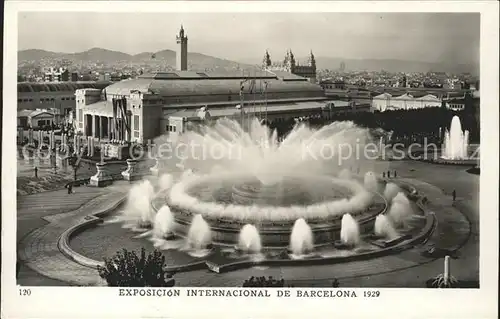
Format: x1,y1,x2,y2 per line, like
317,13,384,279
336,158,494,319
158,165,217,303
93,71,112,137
394,170,397,178
387,170,391,178
67,183,73,194
34,166,38,178
452,190,456,201
382,172,386,178
332,278,340,288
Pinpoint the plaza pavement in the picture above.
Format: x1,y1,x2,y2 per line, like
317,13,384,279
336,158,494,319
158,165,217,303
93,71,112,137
17,182,130,286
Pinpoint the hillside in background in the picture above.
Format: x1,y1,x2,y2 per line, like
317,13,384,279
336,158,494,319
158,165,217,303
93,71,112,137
18,48,253,72
312,56,479,75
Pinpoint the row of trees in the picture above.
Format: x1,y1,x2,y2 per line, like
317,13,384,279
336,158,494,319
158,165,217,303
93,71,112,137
267,106,479,144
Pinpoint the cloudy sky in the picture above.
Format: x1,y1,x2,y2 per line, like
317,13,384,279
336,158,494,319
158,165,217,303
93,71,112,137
18,12,479,64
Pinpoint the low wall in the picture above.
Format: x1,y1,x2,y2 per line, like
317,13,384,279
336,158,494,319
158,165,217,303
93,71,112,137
58,196,127,269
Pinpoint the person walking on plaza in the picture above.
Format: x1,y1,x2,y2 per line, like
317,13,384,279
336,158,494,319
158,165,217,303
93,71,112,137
34,166,38,178
67,182,73,194
394,170,397,178
382,172,386,178
452,189,456,201
387,170,391,178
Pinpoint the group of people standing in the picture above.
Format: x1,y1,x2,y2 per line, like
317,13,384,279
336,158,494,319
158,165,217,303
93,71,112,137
382,170,398,178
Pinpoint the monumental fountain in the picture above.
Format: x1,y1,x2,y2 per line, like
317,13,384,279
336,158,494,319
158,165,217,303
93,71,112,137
153,118,392,251
93,117,432,269
49,114,444,280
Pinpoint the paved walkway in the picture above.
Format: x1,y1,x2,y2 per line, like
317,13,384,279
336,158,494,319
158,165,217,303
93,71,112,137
17,182,130,286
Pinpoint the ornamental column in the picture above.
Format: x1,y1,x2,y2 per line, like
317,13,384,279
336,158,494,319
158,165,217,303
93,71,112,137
99,116,104,140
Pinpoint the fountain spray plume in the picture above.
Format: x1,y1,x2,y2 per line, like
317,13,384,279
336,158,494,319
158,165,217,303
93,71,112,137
158,173,174,191
364,171,379,193
387,192,413,227
153,205,175,238
237,224,262,253
122,180,156,227
374,214,398,239
340,214,360,246
442,116,469,160
175,117,376,186
384,183,401,202
290,218,314,255
187,214,212,250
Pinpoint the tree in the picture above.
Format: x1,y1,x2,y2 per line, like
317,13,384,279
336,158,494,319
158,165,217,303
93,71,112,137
68,154,82,181
97,248,176,287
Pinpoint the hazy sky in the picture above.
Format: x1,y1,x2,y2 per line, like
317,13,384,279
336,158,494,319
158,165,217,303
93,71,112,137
18,12,479,64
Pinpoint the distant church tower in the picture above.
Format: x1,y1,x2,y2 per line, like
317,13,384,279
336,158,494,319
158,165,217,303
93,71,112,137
176,25,188,71
265,49,317,83
307,51,316,83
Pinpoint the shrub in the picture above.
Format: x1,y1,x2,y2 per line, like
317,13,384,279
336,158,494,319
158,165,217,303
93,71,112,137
97,248,175,287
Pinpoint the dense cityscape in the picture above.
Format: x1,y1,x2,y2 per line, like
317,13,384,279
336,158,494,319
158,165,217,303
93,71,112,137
19,48,478,89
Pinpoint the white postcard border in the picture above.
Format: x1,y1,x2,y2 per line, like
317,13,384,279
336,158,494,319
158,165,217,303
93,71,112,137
2,1,499,318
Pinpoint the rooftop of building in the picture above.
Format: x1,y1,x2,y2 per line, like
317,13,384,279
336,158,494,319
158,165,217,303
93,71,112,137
104,72,324,97
17,109,57,117
138,70,278,80
372,92,442,100
18,81,112,93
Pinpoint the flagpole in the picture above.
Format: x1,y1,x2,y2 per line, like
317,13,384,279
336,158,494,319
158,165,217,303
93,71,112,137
259,68,262,120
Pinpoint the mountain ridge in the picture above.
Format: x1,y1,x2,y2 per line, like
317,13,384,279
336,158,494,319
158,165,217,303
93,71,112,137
18,48,251,71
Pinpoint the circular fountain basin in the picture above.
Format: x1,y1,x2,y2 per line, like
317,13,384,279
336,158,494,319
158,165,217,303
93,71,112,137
410,147,479,166
155,174,388,249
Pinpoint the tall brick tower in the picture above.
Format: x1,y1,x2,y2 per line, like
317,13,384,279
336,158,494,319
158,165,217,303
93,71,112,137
176,25,188,71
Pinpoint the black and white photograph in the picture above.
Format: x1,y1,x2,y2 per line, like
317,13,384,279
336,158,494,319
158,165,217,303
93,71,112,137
2,1,498,318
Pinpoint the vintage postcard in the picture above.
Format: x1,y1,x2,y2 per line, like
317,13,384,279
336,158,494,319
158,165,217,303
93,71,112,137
2,1,499,318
